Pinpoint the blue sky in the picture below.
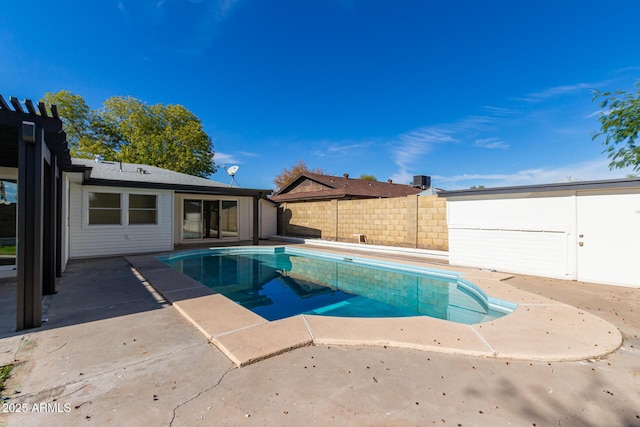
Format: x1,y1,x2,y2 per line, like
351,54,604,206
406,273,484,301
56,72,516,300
2,0,639,190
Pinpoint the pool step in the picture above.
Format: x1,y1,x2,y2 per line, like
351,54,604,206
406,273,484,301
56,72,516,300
309,300,351,314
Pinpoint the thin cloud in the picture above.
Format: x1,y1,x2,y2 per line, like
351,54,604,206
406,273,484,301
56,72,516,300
310,140,374,158
214,151,241,165
515,80,612,103
327,142,372,153
388,128,457,185
237,150,259,157
390,107,512,174
214,149,260,165
453,115,500,132
613,65,640,74
394,128,455,171
474,137,509,149
388,170,414,186
584,110,605,119
480,105,517,116
433,158,635,190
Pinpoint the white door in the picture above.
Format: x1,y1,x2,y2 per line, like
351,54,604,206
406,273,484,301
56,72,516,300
576,190,640,287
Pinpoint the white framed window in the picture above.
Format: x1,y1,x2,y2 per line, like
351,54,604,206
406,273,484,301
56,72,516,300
129,194,157,225
88,192,122,225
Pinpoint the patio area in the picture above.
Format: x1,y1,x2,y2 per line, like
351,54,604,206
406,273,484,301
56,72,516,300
1,243,639,426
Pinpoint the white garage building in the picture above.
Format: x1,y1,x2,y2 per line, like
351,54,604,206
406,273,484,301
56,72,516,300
440,178,640,288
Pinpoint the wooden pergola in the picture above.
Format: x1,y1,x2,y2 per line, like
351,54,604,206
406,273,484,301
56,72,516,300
0,95,72,330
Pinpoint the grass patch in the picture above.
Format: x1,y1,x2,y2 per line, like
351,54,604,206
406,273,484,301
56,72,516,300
0,246,16,256
0,364,12,395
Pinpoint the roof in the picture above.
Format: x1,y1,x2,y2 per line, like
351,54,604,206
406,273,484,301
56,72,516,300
438,177,640,198
70,158,272,197
270,173,422,202
72,158,230,187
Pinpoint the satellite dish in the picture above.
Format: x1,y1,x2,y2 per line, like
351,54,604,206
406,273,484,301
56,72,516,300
226,165,239,187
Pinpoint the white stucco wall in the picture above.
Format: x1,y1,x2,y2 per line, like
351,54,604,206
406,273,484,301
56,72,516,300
574,189,640,287
260,199,278,238
68,183,174,258
447,192,576,279
446,187,640,287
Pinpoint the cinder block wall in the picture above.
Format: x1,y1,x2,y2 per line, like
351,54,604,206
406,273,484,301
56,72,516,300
417,196,448,250
278,195,448,250
278,200,334,238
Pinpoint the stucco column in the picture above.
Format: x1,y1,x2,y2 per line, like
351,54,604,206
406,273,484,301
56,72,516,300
406,194,418,248
330,199,338,241
252,195,259,245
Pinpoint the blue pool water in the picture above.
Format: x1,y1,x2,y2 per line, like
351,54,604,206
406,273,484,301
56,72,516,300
159,247,515,324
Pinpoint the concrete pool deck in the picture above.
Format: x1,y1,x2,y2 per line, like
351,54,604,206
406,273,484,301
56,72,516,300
2,244,639,426
126,245,622,366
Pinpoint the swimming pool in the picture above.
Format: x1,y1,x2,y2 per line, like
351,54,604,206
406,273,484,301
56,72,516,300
159,247,515,324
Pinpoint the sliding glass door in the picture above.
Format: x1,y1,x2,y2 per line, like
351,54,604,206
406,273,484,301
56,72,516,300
0,179,17,272
203,200,219,239
182,199,237,241
183,200,202,239
220,201,238,238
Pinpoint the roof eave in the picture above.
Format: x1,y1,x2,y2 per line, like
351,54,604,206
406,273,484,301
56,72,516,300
439,177,640,198
273,173,338,196
83,178,272,197
271,193,347,202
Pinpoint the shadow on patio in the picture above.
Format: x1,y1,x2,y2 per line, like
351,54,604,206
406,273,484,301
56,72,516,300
0,257,168,340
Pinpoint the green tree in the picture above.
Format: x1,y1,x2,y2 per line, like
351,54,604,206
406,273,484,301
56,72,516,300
592,81,640,172
359,174,377,181
273,159,324,191
42,91,215,178
42,90,101,158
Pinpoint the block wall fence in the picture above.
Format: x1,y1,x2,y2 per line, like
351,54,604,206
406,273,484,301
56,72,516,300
277,195,448,251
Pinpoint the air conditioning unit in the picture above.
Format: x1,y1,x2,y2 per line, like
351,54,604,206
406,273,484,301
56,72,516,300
412,175,431,189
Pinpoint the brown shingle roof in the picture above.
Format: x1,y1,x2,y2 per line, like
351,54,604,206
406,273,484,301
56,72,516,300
270,173,421,202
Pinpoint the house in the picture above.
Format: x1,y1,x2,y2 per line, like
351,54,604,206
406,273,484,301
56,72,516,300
440,178,640,288
270,172,424,202
65,158,275,262
0,94,275,329
271,173,445,245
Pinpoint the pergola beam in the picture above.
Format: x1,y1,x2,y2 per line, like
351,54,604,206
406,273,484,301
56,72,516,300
0,95,10,111
25,99,38,115
37,102,48,117
10,97,24,114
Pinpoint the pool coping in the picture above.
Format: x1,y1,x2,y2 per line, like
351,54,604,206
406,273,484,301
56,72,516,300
126,245,623,367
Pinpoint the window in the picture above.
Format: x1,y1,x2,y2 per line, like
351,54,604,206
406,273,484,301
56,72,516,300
0,179,17,269
129,194,157,225
88,192,121,225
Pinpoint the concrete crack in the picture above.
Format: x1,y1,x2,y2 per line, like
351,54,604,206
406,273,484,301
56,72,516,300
13,335,31,362
558,406,585,426
47,342,67,354
55,383,88,400
168,365,237,427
